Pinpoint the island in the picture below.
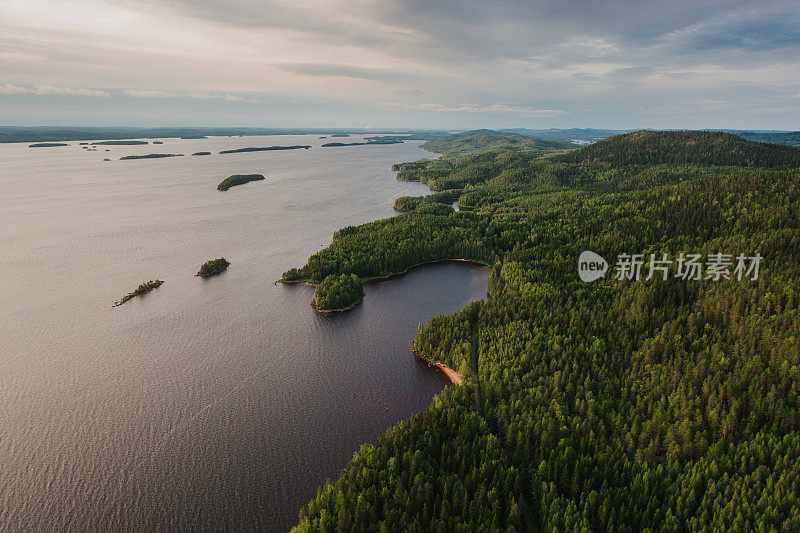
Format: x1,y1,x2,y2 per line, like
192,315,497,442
28,142,68,147
112,279,163,307
219,145,310,154
196,257,230,277
152,141,163,144
363,135,406,144
322,138,405,147
92,140,148,145
217,173,265,191
119,153,184,160
192,151,212,156
310,273,365,313
321,142,367,147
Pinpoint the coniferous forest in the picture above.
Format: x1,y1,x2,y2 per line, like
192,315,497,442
290,130,800,531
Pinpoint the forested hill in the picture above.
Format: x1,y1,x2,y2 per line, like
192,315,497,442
553,129,800,168
291,130,800,531
421,129,574,155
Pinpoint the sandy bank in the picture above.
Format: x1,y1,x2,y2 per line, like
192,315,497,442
413,348,463,386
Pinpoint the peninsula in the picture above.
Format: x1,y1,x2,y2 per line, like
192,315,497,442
28,142,68,147
217,173,265,191
310,273,365,313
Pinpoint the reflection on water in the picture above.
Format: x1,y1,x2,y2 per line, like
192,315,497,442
0,136,487,531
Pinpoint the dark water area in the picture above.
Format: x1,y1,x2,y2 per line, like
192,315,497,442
0,135,488,531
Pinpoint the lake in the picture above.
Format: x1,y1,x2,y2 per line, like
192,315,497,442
0,135,488,531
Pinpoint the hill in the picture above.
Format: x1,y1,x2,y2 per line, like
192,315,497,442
422,129,574,155
553,130,800,168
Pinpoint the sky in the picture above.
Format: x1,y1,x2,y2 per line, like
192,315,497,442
1,0,799,129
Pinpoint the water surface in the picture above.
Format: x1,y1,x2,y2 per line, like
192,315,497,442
0,135,488,531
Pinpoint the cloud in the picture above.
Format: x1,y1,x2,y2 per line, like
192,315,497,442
281,63,400,81
0,82,109,97
125,89,178,98
2,0,800,127
190,92,258,103
379,101,568,118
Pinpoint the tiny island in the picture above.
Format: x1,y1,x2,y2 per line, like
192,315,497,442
192,151,212,156
112,280,164,307
217,174,265,191
196,257,230,277
310,273,365,314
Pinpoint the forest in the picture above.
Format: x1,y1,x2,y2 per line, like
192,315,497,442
290,130,800,531
311,273,366,312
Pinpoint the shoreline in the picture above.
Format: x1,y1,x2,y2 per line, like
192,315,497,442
412,347,463,386
310,296,364,315
278,257,491,287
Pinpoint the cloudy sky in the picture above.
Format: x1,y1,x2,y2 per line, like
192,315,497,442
2,0,799,129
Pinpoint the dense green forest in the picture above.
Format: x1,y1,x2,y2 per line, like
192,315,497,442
217,173,265,191
290,130,800,531
196,257,230,277
311,273,366,311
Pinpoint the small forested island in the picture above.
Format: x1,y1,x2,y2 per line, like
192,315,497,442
92,140,148,145
112,279,163,307
219,145,310,154
192,151,212,156
217,173,265,191
290,129,800,531
310,273,365,313
28,142,68,147
196,257,230,277
119,153,184,160
152,140,163,144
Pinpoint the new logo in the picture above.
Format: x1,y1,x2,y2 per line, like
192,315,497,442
578,251,608,282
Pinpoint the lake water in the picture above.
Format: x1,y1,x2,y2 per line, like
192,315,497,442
0,135,488,531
